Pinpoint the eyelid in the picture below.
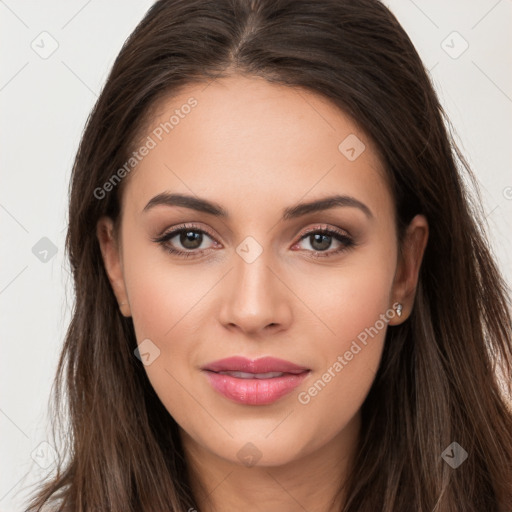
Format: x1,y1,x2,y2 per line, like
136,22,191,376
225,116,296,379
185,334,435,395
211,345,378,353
299,223,351,238
151,222,220,245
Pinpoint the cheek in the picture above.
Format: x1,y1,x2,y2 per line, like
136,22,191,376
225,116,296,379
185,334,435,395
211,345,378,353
124,254,210,430
293,234,396,347
124,234,213,341
291,240,396,429
121,241,217,409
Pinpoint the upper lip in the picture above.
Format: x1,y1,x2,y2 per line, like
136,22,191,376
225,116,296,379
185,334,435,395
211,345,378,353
201,356,310,374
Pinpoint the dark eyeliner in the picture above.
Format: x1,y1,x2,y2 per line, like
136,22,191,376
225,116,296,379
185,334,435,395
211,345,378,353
152,224,356,259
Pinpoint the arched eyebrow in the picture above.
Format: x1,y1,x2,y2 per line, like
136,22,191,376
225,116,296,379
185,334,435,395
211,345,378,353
143,192,373,220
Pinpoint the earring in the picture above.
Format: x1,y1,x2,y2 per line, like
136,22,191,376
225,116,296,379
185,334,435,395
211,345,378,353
396,303,403,317
120,301,127,306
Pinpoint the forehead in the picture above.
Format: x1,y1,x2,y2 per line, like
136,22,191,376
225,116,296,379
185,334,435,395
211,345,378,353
122,75,392,221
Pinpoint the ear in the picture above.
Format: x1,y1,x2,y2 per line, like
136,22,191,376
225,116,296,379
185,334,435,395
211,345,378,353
388,214,429,325
96,216,131,317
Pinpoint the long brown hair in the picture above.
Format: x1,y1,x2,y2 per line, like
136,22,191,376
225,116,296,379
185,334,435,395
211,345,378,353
26,0,512,510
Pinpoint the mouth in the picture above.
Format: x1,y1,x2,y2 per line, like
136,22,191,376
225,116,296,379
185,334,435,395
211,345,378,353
201,356,311,405
211,370,304,379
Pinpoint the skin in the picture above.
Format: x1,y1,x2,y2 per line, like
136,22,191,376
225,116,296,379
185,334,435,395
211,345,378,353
97,75,428,512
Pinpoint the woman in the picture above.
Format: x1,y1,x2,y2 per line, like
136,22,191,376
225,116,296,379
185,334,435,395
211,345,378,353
27,0,512,510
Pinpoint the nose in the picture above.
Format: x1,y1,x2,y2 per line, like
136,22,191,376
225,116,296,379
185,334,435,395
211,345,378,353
218,249,293,336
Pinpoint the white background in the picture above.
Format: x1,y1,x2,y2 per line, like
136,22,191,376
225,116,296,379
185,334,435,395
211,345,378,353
1,1,511,510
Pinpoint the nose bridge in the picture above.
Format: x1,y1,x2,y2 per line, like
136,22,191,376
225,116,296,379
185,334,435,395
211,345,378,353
236,248,273,300
219,239,290,332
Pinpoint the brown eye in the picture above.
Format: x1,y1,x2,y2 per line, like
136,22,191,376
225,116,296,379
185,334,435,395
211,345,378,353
152,224,219,258
294,228,355,259
308,233,332,251
179,230,204,250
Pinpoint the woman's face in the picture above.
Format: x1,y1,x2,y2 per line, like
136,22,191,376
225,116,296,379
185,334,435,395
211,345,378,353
98,75,427,469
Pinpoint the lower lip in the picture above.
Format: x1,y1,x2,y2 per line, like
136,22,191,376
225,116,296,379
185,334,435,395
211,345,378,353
202,370,310,405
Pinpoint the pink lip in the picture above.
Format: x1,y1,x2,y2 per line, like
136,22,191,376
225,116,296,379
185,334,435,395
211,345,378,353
201,356,311,405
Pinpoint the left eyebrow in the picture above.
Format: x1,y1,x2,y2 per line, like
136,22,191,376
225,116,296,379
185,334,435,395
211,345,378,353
142,192,373,220
282,194,373,220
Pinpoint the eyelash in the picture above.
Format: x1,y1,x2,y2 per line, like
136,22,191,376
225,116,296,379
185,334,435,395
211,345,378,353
152,223,356,260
